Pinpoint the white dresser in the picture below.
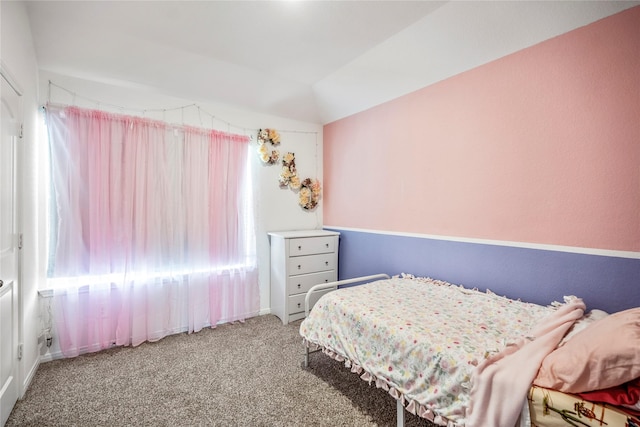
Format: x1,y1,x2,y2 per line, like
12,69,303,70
268,230,340,325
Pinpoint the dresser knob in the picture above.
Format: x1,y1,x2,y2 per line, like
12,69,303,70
326,243,329,248
325,279,328,283
325,261,329,266
298,245,302,250
298,265,301,269
297,303,301,308
297,284,301,289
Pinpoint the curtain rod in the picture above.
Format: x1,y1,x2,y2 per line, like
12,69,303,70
43,103,252,141
47,80,319,138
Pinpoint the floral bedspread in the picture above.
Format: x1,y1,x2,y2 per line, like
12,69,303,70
299,276,556,426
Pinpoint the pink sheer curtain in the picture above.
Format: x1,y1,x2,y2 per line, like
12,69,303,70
45,105,259,357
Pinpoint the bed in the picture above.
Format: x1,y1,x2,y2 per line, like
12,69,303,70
299,274,640,427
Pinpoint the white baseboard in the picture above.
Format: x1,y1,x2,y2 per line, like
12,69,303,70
22,355,40,398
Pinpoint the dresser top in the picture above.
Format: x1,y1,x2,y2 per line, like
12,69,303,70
268,229,340,239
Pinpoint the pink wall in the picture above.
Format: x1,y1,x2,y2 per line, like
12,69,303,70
324,6,640,253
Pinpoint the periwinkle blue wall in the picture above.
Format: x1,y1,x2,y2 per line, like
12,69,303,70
326,228,640,314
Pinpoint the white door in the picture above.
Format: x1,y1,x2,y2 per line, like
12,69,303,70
0,65,22,427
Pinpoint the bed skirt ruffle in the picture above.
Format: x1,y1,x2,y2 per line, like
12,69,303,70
303,339,459,427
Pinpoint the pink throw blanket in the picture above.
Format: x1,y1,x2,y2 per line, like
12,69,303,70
466,297,586,427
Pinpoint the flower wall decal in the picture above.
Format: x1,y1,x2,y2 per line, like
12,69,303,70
279,152,301,190
257,128,280,164
299,178,321,210
257,128,321,211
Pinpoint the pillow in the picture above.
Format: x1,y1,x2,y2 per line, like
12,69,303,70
534,307,640,393
558,309,609,347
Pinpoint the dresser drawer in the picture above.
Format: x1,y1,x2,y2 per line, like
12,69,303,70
288,287,334,315
289,236,335,256
287,270,336,295
287,253,336,275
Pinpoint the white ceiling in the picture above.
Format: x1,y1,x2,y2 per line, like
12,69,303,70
24,1,639,124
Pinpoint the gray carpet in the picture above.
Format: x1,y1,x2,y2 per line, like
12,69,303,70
7,314,436,427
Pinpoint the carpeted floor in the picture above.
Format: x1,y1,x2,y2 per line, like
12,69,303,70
7,314,436,426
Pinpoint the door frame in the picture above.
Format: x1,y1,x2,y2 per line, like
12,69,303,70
1,59,24,422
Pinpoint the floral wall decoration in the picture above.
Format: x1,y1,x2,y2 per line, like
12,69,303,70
257,128,280,164
257,128,321,211
299,178,321,210
279,152,301,190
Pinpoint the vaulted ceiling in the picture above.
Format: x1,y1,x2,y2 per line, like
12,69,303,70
25,1,639,124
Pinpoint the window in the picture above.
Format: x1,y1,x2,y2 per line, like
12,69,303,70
44,104,259,357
